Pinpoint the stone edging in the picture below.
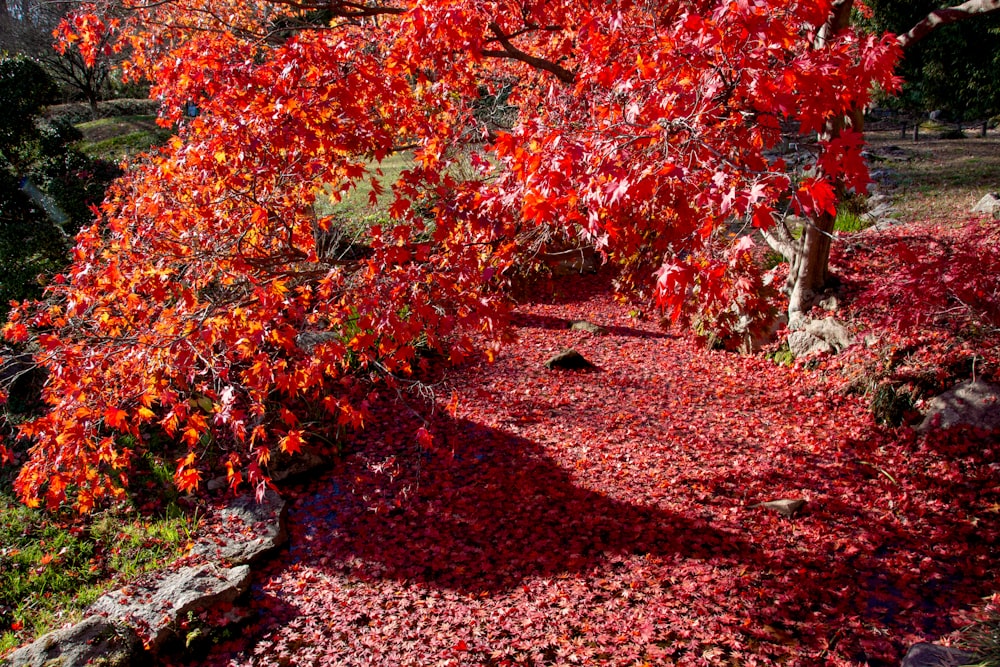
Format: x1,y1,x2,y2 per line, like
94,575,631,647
3,489,288,667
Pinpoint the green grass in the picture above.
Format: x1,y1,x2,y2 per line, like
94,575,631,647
833,210,871,234
314,152,415,230
74,115,173,162
782,208,872,243
0,449,198,656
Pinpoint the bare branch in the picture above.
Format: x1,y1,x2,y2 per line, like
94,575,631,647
482,22,575,85
898,0,1000,49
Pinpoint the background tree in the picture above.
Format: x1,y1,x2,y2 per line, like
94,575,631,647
861,0,1000,120
0,56,66,313
0,0,126,112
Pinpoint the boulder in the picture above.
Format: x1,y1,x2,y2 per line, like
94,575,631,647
4,616,141,667
89,564,251,650
918,380,1000,433
804,318,853,351
971,193,1000,219
900,642,975,667
568,320,604,335
788,318,853,358
544,349,594,370
193,489,288,566
788,331,833,357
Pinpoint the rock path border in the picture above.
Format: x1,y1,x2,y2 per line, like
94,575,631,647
4,488,289,666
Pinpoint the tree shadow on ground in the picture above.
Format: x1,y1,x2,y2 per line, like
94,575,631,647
702,429,1000,666
260,399,999,666
511,311,671,340
293,408,757,594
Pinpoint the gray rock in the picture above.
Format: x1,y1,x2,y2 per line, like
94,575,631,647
5,490,289,663
971,193,1000,219
754,498,806,518
270,450,326,484
544,349,594,370
569,320,604,335
918,380,1000,433
788,317,854,357
788,330,833,357
818,296,839,312
193,489,287,566
89,564,251,650
206,475,229,492
803,318,853,352
296,330,340,353
4,616,141,667
900,642,975,667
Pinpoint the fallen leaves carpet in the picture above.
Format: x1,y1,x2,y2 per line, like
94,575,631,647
189,272,999,667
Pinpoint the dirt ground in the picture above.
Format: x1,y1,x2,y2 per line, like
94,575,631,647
865,128,1000,224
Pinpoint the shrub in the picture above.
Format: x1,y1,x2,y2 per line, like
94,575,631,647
0,56,118,318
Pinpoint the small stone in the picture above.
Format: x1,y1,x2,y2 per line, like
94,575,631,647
818,296,839,312
569,320,604,335
755,498,806,518
900,642,975,667
544,349,594,370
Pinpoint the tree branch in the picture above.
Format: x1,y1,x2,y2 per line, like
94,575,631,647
814,0,853,50
898,0,1000,49
482,22,575,85
760,217,797,263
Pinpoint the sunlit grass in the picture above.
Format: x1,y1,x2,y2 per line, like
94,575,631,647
313,152,415,230
74,115,173,162
0,450,198,656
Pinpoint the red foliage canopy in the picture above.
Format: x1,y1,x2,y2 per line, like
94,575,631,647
2,0,901,510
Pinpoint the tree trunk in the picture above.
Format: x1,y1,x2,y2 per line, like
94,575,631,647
781,0,854,329
786,211,835,328
780,0,1000,330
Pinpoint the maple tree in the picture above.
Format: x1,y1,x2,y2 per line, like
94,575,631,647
0,0,994,510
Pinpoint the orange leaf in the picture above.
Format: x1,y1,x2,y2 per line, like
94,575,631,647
105,407,128,429
279,429,304,455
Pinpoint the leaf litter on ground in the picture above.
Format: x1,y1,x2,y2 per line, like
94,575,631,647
180,225,998,667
